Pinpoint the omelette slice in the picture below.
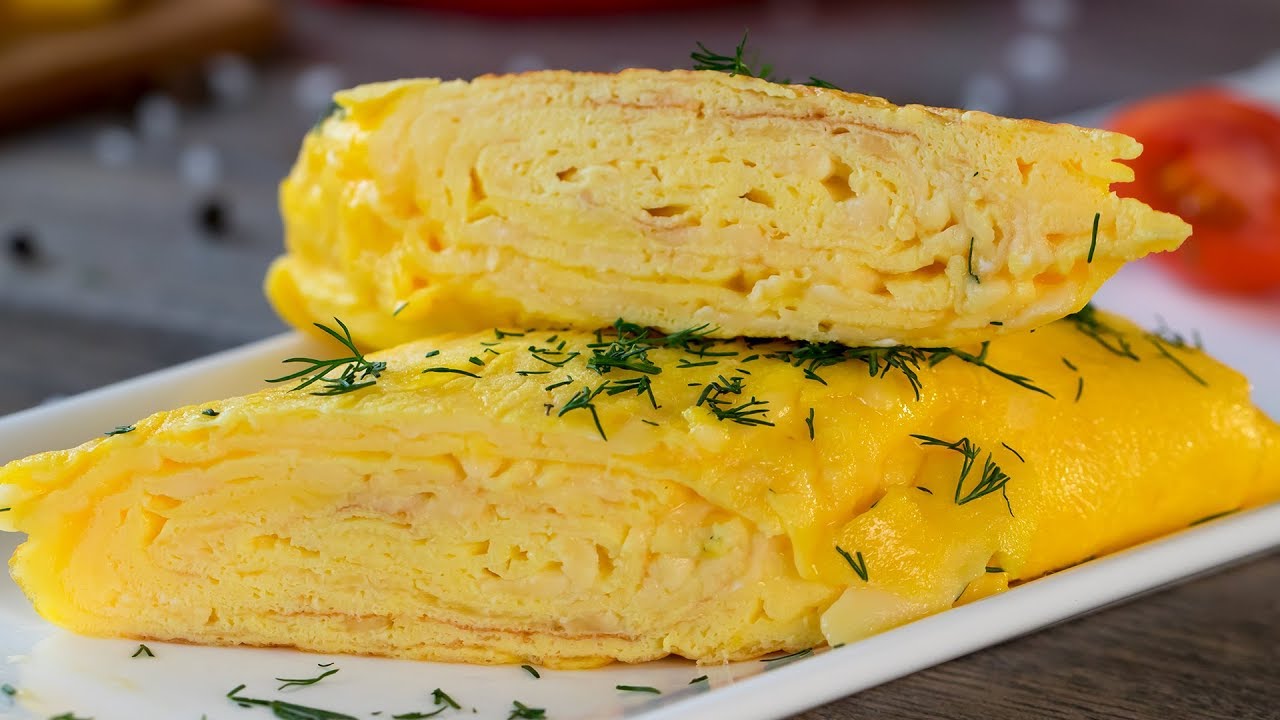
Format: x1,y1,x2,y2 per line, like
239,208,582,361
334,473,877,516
268,69,1190,351
2,311,1276,667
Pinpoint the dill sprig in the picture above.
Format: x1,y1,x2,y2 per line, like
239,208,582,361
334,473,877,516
226,684,357,720
1146,324,1209,386
695,374,774,426
928,343,1053,398
587,323,662,375
835,546,868,581
604,376,658,409
766,343,929,399
691,31,841,90
276,667,339,690
912,434,1014,515
1065,304,1139,360
559,382,610,440
691,31,774,80
268,318,386,396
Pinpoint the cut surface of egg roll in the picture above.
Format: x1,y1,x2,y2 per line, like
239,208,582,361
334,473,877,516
2,311,1276,667
268,70,1190,351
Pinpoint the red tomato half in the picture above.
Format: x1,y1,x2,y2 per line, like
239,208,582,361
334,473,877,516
1108,88,1280,294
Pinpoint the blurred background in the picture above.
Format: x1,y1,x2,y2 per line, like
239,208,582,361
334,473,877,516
2,0,1280,413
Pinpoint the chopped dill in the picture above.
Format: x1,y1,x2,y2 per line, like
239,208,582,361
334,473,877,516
1190,509,1238,526
529,349,580,368
431,689,460,709
507,700,546,719
761,648,814,663
422,367,480,379
1146,334,1208,386
545,376,574,391
1065,304,1139,360
616,685,661,694
276,667,339,690
916,486,933,495
1087,212,1100,263
1001,442,1025,463
689,675,708,684
226,684,357,720
805,407,815,440
912,434,1014,516
105,425,135,436
559,382,610,440
967,237,980,283
521,665,540,679
928,343,1053,398
641,419,660,426
677,358,719,368
467,356,485,366
604,375,659,409
517,370,551,376
423,350,440,359
985,566,1005,573
693,375,773,427
1075,376,1084,402
835,546,868,581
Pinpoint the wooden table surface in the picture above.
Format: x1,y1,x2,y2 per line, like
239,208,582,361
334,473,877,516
0,0,1277,717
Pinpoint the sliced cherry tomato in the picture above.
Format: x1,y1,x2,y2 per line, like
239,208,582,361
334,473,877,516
1108,88,1280,294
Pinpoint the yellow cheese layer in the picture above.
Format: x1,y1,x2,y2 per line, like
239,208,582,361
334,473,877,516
2,312,1275,665
268,70,1189,351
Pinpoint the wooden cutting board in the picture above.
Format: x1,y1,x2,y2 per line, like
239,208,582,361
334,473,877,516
0,0,280,132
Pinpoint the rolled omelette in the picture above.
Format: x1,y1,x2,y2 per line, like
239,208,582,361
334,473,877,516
267,69,1190,351
2,311,1276,667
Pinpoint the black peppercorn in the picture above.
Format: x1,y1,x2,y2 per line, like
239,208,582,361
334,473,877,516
195,196,230,238
5,228,38,264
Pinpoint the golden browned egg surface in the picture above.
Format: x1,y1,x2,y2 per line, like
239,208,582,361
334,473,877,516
268,70,1189,351
2,312,1276,666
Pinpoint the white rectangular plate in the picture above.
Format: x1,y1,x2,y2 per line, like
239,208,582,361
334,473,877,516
3,59,1280,720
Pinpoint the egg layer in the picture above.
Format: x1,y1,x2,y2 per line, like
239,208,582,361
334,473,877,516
2,312,1275,665
269,70,1189,351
